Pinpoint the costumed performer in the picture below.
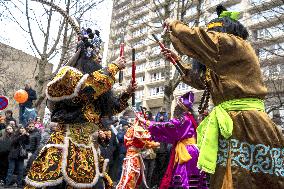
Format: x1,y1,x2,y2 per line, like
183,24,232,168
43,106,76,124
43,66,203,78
116,116,160,189
25,26,137,189
138,91,208,189
161,4,284,189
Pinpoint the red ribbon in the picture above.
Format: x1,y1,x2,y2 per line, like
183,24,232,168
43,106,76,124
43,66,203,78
131,48,136,86
120,43,124,57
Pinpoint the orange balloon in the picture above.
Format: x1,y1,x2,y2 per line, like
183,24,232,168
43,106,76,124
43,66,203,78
14,89,28,103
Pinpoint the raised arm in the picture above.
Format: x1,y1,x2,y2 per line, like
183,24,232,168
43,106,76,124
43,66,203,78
46,57,125,101
161,48,206,90
167,20,220,70
112,82,138,115
146,118,181,144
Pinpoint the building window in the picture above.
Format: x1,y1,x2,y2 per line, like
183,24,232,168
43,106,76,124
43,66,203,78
127,64,145,74
151,46,160,55
256,24,284,40
150,86,164,96
177,82,189,91
136,76,145,84
136,52,145,60
136,90,144,99
258,42,284,60
150,72,164,81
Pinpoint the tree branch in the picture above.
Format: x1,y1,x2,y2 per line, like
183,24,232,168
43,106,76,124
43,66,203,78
25,0,41,56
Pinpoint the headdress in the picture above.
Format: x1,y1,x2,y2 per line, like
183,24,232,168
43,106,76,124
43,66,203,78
177,91,194,111
32,0,103,71
207,4,249,40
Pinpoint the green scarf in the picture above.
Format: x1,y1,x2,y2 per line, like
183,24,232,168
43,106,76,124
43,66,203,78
197,98,265,173
219,11,240,21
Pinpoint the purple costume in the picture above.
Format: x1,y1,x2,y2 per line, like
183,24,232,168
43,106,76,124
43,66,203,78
147,92,208,189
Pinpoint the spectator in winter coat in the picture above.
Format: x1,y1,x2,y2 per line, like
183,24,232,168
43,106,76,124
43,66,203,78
34,116,44,132
38,122,58,150
4,110,17,127
155,107,169,122
116,123,129,181
0,125,14,184
19,83,37,125
0,113,6,131
25,122,41,175
99,118,119,181
152,107,170,188
4,126,29,188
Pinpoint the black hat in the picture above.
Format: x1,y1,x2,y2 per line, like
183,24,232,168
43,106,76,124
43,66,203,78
207,4,249,40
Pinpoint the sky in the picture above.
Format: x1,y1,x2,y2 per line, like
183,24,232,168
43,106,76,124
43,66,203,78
0,0,113,71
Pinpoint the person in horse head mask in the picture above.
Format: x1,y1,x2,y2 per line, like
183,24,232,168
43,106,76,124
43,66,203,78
161,4,283,189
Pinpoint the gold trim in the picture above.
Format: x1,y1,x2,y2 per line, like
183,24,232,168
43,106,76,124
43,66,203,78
207,22,223,29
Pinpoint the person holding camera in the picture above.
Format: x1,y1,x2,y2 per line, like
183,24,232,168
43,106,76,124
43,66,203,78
5,126,29,188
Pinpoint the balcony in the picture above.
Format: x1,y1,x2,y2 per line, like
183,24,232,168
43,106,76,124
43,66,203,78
133,0,150,9
146,78,165,86
259,55,284,67
248,14,284,30
247,0,283,14
252,35,284,49
131,6,149,20
146,63,166,71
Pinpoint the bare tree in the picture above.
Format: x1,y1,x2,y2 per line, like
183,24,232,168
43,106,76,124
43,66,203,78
0,0,104,114
248,0,284,126
147,0,203,113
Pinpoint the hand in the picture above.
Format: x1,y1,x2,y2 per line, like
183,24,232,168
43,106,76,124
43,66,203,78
126,81,138,93
98,130,106,140
105,131,112,140
20,129,26,135
161,48,180,62
136,114,146,123
114,57,126,70
153,142,160,148
164,18,175,28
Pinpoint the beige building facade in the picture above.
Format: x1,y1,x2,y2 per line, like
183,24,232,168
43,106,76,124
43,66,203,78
0,42,53,120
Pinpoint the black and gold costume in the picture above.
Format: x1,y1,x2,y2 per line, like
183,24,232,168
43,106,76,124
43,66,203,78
25,64,131,189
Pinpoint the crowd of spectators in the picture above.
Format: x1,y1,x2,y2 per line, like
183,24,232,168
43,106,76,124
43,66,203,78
0,103,171,189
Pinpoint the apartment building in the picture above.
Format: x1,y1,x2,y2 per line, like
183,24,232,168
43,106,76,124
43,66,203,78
107,0,284,122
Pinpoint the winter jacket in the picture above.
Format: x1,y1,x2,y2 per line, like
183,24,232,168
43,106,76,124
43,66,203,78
27,129,41,153
155,112,169,122
100,131,118,165
5,117,17,127
116,130,126,154
20,88,37,108
8,133,29,160
0,132,13,153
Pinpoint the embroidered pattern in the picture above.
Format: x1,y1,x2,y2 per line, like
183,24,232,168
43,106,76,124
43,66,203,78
68,123,97,145
26,123,110,188
107,63,120,78
47,67,83,99
217,138,284,177
82,69,115,99
65,140,98,184
26,147,63,183
82,104,101,123
47,124,65,144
